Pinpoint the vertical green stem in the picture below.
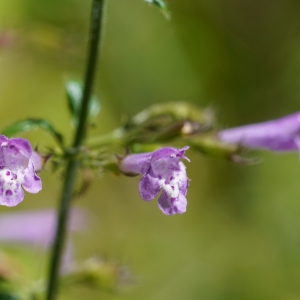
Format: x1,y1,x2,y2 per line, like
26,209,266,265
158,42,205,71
45,0,105,299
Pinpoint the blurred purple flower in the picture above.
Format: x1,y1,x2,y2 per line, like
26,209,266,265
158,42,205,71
0,30,17,48
0,209,85,247
119,147,190,215
0,136,42,207
0,209,86,269
218,112,300,151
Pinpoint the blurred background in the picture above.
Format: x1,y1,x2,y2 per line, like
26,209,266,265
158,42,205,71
1,0,300,299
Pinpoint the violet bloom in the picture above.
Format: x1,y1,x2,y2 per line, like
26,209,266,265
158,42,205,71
119,147,190,215
0,209,86,270
218,112,300,151
0,135,42,207
0,209,85,246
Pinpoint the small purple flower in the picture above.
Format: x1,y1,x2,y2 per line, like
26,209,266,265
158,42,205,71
0,135,42,207
119,147,190,215
0,209,87,271
218,112,300,151
0,209,85,247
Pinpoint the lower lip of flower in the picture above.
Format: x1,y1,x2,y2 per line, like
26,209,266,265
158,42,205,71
158,178,179,199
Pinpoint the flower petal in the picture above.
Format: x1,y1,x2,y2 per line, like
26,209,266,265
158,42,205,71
0,143,29,171
176,161,189,196
0,135,8,144
120,152,152,175
218,112,300,151
0,177,24,207
9,138,33,158
138,170,160,201
158,191,187,215
22,162,42,193
152,156,181,179
151,147,188,162
0,168,25,206
31,151,43,171
151,147,189,179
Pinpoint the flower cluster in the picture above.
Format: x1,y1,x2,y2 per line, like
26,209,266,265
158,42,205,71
0,135,42,207
119,147,190,215
218,112,300,152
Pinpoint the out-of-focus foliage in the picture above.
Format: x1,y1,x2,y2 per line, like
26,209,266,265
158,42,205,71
66,81,100,126
144,0,170,19
1,0,300,299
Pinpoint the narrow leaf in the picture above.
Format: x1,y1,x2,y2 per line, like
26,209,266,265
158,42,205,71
1,119,64,148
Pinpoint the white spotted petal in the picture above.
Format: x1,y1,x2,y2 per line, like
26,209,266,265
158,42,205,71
0,136,42,207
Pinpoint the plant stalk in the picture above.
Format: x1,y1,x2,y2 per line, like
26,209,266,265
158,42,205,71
45,0,105,299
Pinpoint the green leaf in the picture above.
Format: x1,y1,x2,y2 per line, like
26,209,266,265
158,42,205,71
66,81,101,126
1,119,64,149
144,0,170,19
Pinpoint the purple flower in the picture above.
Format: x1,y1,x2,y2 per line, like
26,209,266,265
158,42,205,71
0,209,87,271
119,147,190,215
218,112,300,151
0,135,42,207
0,209,85,247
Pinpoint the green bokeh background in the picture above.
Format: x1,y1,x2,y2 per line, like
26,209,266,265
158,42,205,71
1,0,300,299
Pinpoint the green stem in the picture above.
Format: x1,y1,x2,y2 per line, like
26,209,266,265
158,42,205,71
45,0,105,299
85,128,125,149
